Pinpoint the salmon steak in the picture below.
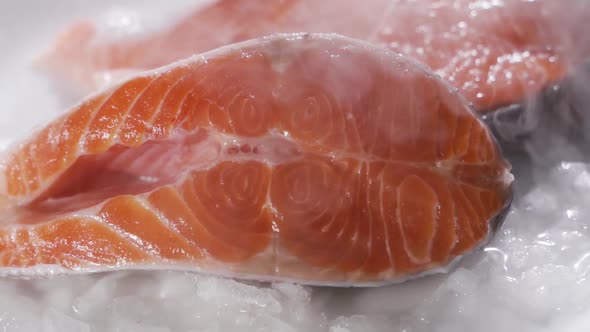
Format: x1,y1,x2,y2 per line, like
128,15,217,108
40,0,590,111
0,34,512,286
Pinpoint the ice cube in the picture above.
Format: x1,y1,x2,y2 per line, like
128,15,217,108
42,308,91,332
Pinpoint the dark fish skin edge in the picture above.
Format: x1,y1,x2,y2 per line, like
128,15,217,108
473,61,590,254
483,59,590,168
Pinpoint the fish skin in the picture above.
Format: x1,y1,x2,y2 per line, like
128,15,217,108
483,59,590,166
0,34,512,286
37,0,589,111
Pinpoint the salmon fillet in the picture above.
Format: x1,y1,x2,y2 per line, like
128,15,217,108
39,0,589,111
1,34,512,286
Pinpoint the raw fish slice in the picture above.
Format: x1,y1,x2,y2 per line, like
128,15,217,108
1,34,512,286
38,0,589,111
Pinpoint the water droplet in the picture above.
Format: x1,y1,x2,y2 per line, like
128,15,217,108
566,208,579,220
381,27,393,36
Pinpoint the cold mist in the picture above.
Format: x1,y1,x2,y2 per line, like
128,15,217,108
0,0,589,332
